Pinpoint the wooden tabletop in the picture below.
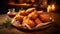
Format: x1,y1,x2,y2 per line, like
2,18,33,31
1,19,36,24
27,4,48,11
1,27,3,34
0,13,60,34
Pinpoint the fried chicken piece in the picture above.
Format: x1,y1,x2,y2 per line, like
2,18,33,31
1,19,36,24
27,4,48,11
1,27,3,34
26,8,36,14
22,18,29,27
22,18,35,28
19,11,28,16
37,10,43,14
15,15,24,22
35,18,42,25
23,16,28,21
28,19,35,28
28,11,38,20
39,13,51,22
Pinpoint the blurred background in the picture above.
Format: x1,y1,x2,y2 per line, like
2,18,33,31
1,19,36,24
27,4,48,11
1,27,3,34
0,0,60,14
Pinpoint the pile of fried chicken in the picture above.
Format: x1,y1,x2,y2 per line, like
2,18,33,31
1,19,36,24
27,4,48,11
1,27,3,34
15,8,51,28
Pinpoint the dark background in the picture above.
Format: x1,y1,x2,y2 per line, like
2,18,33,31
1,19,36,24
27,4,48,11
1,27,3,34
0,0,8,14
0,0,60,14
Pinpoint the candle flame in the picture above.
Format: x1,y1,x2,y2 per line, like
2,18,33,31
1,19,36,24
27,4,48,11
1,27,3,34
51,4,55,10
47,4,55,12
47,5,51,12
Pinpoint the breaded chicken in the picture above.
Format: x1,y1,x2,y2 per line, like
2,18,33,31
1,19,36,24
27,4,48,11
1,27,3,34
22,18,35,28
20,11,28,16
26,8,36,14
35,18,42,25
15,15,24,22
37,10,43,14
39,13,50,22
28,11,38,20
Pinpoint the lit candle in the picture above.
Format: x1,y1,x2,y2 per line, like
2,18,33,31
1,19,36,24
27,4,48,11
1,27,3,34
47,5,51,12
51,4,55,11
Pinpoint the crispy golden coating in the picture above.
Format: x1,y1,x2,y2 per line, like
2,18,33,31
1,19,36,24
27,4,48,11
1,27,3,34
22,18,29,27
20,11,28,16
23,16,28,21
35,18,42,25
37,11,43,14
15,15,24,22
39,13,50,22
28,11,38,20
28,19,35,28
26,8,36,14
22,18,35,28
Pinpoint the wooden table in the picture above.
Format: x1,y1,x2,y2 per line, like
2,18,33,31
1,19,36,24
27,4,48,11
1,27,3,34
0,13,60,34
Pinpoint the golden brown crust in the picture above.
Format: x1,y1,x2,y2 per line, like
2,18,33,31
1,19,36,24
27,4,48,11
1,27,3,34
14,8,51,28
28,11,38,20
35,18,42,25
39,13,50,22
15,15,24,22
26,8,36,14
22,18,35,28
19,11,28,16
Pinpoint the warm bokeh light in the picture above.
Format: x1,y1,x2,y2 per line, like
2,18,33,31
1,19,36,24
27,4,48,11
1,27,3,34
51,4,55,11
47,4,55,12
47,5,51,12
